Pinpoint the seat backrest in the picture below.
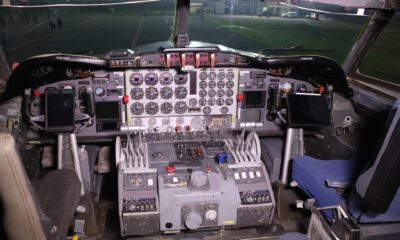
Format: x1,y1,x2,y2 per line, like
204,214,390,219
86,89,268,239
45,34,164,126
355,99,400,213
0,133,47,240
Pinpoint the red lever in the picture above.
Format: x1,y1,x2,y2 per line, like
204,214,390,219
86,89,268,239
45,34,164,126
166,165,175,173
123,95,129,104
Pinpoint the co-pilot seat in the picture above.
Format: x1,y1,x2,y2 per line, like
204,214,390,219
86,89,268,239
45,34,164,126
0,133,81,240
292,99,400,238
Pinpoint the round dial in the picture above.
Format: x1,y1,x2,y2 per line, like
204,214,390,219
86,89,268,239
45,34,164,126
145,72,158,86
208,72,217,81
217,81,225,89
160,102,173,114
191,117,204,130
175,87,187,99
208,98,216,106
148,118,157,126
159,72,173,85
217,89,225,97
225,98,233,106
217,72,225,80
174,101,187,114
208,81,216,89
226,72,234,80
160,87,173,99
162,118,170,125
199,98,207,106
145,87,159,100
95,87,105,97
189,98,197,107
217,98,224,106
199,90,207,98
131,102,144,115
208,89,216,98
221,106,228,114
203,106,211,115
199,80,207,89
145,102,159,115
174,74,188,85
226,89,234,97
177,117,184,125
226,80,234,89
130,87,144,100
133,118,143,126
130,73,143,86
199,72,207,80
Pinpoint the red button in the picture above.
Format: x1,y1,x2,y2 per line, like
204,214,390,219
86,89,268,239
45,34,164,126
123,95,129,104
12,63,19,71
166,165,175,173
186,125,192,132
236,92,244,102
197,149,203,157
319,86,325,93
175,125,182,132
33,89,40,97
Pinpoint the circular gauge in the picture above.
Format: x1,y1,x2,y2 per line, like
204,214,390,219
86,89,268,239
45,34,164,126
131,103,144,115
199,72,207,80
130,87,144,100
174,74,188,85
148,118,157,126
226,72,234,80
208,81,216,89
176,117,184,125
130,73,143,86
199,80,207,89
160,87,173,99
199,98,207,106
226,89,234,97
217,72,225,80
217,98,224,106
225,98,233,106
217,89,225,98
161,102,173,114
133,118,143,126
191,117,204,130
189,98,197,107
199,90,207,98
208,98,216,106
166,126,174,132
175,87,188,99
159,72,173,85
217,81,225,89
145,87,159,100
203,106,211,115
296,84,307,92
95,87,105,97
208,72,217,81
226,80,234,89
208,89,216,98
174,101,188,114
145,72,158,86
162,118,170,125
221,106,228,114
145,102,159,115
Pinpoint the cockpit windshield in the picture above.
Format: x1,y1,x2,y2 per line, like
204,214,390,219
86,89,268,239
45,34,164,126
0,0,176,62
1,0,370,64
188,0,370,63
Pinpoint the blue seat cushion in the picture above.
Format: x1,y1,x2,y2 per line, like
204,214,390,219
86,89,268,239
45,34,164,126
293,155,400,223
292,155,359,220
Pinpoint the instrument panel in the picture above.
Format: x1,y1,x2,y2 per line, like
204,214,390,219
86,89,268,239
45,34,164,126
28,65,316,139
125,68,239,132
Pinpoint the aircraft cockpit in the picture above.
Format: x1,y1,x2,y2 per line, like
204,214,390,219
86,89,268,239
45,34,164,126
0,0,399,239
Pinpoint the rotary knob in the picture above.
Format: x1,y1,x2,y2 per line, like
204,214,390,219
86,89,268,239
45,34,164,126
184,210,203,230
